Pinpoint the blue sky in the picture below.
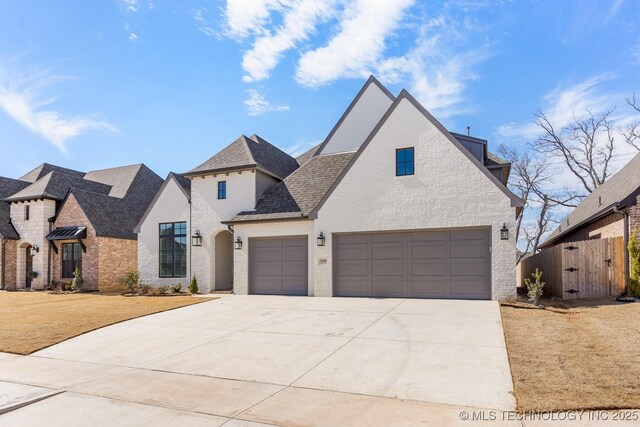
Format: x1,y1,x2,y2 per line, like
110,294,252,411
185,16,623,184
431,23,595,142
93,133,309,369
0,0,639,180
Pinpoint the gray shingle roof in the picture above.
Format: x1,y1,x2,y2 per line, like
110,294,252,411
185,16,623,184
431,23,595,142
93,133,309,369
541,153,640,247
68,164,163,239
18,163,84,183
84,164,145,198
186,135,298,179
171,173,191,197
229,152,355,222
0,177,30,239
295,143,322,166
4,172,112,202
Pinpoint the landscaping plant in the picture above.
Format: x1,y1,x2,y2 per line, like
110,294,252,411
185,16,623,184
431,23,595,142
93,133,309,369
628,229,640,297
123,269,140,294
171,283,182,293
189,275,198,294
71,267,84,292
524,268,545,305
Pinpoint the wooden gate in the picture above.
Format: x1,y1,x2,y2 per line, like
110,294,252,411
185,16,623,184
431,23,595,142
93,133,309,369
519,237,625,299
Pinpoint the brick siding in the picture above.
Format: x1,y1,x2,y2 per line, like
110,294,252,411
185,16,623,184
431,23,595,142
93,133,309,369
98,237,137,292
1,240,17,290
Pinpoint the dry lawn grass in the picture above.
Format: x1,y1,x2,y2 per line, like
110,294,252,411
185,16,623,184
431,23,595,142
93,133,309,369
0,291,212,355
501,297,640,411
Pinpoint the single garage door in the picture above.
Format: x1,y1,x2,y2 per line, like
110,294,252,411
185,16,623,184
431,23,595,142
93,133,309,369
250,236,308,295
334,229,491,299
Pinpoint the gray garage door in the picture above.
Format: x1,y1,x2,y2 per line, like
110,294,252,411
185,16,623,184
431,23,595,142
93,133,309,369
334,229,491,299
250,237,308,296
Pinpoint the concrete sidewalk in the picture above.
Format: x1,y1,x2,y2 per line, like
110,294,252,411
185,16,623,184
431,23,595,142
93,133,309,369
0,295,519,426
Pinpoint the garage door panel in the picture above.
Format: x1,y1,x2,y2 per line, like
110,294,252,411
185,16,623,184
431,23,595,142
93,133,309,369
334,229,490,299
451,276,491,298
452,259,490,276
250,237,308,296
372,279,404,296
410,279,448,297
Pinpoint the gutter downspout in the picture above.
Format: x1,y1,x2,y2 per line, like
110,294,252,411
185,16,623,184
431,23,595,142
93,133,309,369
613,203,629,295
1,238,6,290
189,197,192,284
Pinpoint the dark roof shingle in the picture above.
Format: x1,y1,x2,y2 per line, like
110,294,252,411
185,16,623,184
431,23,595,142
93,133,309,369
19,163,84,183
230,152,355,222
295,143,322,166
4,172,112,202
187,135,298,179
0,177,30,239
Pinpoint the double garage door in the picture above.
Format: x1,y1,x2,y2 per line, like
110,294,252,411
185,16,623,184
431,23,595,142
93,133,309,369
334,228,491,299
249,229,491,299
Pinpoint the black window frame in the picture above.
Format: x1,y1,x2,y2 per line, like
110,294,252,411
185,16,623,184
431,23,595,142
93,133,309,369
396,147,415,176
61,243,82,278
24,205,29,221
217,181,227,200
159,222,187,278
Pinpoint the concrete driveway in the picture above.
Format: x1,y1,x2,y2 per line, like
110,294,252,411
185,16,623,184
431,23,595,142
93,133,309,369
0,296,517,426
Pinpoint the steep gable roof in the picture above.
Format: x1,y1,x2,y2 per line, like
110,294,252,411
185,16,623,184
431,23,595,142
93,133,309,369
133,172,191,233
316,75,395,155
4,171,112,202
84,164,146,198
308,90,524,218
226,152,355,223
185,134,298,179
19,163,84,183
0,177,30,239
64,165,163,239
541,153,640,248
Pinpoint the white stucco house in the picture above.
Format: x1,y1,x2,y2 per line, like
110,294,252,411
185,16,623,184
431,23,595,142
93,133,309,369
136,76,524,300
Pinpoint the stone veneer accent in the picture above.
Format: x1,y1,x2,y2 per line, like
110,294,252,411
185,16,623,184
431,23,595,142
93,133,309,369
98,237,137,292
0,240,17,290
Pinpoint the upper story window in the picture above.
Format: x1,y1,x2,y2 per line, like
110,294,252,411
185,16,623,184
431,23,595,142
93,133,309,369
396,147,415,176
217,181,227,199
24,205,29,221
159,222,187,278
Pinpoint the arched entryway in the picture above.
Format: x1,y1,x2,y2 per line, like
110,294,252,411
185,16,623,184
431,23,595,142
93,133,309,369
214,230,233,291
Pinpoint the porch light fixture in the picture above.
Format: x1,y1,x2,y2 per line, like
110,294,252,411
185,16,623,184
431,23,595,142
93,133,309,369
29,245,39,257
234,236,242,250
191,230,203,247
500,223,509,241
317,232,325,246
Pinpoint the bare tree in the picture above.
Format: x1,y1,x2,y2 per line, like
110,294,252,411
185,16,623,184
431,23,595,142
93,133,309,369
499,145,581,262
532,108,615,193
621,94,640,150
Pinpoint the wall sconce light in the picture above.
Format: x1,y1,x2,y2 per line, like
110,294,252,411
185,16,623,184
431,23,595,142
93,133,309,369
500,223,509,241
317,232,325,246
29,245,39,257
234,236,242,250
191,230,203,247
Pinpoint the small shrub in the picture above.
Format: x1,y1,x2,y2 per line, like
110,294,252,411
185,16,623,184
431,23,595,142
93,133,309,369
71,267,84,292
189,275,198,294
628,229,640,297
158,285,170,295
171,283,182,293
138,283,151,295
124,269,140,294
29,271,38,279
524,268,545,305
63,282,73,292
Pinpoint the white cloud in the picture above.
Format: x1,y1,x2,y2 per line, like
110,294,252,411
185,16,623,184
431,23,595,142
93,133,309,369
0,68,116,152
193,9,216,37
242,0,338,83
295,0,415,87
497,73,618,141
128,32,139,42
223,0,283,40
244,89,290,116
120,0,139,12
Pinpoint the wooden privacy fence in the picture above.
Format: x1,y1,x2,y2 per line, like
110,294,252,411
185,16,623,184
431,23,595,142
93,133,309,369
519,237,625,299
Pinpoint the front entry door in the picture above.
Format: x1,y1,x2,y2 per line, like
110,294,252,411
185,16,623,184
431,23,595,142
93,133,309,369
25,247,32,289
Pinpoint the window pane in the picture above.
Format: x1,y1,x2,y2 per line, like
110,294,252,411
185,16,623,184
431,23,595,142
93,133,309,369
405,148,414,161
397,163,405,176
160,223,173,235
405,162,414,175
396,149,405,162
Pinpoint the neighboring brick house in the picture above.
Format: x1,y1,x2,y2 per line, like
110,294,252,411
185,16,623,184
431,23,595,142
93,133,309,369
540,154,640,248
139,76,523,300
0,163,162,291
